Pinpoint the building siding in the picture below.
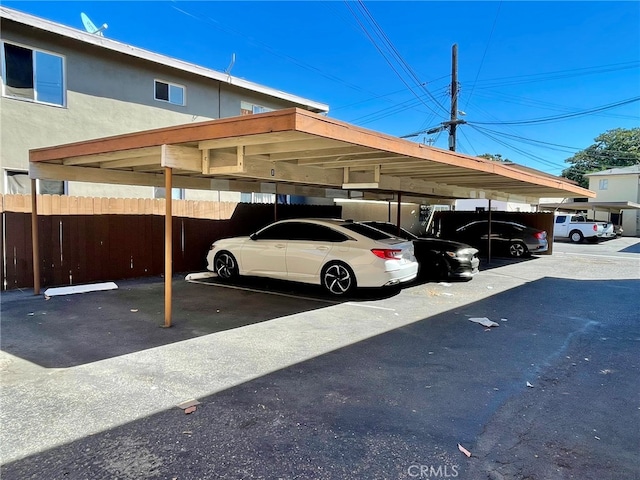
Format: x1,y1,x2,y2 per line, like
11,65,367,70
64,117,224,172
1,16,322,200
588,172,640,236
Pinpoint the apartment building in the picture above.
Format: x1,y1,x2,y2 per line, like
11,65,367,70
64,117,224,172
0,6,328,201
586,165,640,236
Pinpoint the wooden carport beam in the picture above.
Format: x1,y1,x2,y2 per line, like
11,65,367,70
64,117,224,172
161,145,201,172
62,146,162,166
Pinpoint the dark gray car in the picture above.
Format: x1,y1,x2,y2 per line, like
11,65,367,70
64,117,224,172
452,220,548,258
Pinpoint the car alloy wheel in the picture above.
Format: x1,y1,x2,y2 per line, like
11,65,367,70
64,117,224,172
214,252,238,280
322,262,354,295
509,242,527,258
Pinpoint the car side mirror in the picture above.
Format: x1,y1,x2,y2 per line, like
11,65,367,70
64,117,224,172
249,233,257,240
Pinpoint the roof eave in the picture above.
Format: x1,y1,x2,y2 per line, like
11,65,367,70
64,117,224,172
0,6,329,113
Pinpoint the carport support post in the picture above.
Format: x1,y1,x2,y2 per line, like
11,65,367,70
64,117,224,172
164,167,173,328
396,192,402,235
487,199,492,264
31,179,41,295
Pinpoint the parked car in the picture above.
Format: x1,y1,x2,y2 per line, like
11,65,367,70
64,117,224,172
452,220,548,258
361,221,479,281
206,218,419,295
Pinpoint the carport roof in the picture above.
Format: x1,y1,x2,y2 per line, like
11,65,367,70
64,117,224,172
29,108,595,202
539,201,640,213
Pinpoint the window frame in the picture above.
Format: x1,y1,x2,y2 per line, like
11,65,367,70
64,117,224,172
154,79,186,106
1,40,66,107
4,169,67,195
153,186,185,200
240,100,274,115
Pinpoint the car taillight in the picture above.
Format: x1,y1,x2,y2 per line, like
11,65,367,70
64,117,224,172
593,224,598,231
371,249,402,260
533,231,546,240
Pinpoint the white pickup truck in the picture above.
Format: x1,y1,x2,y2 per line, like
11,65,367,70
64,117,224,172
554,214,614,243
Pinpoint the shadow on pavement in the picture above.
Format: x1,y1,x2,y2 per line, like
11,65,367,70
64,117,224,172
620,241,640,254
473,254,541,272
3,277,638,479
0,274,403,369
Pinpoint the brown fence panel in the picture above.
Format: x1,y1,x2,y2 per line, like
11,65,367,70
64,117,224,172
1,203,343,290
3,213,33,289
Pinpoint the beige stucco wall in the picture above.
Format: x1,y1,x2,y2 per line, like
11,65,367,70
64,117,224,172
0,20,317,199
588,175,639,202
588,174,640,236
454,199,537,212
337,200,423,234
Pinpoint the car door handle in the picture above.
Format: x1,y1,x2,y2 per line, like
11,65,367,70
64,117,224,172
316,246,329,251
275,244,286,249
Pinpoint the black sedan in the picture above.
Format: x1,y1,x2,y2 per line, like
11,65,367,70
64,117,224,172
453,220,548,258
362,221,480,281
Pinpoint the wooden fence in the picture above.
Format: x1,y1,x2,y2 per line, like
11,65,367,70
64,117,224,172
0,195,341,290
0,194,238,219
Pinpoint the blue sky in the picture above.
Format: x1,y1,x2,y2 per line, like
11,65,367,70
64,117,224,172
5,1,640,175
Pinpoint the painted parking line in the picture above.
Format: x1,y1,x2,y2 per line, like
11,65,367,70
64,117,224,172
186,277,340,304
344,302,396,311
554,252,640,261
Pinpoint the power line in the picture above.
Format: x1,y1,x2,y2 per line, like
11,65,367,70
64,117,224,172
343,0,449,117
464,89,639,121
170,4,387,102
469,97,640,126
463,61,640,89
470,126,580,153
468,124,566,171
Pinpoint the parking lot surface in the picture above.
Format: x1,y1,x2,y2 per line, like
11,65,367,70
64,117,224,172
1,237,639,479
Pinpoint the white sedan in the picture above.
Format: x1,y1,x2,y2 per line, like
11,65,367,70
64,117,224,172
206,218,419,295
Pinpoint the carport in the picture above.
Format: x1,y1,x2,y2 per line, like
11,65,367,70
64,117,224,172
28,108,595,326
539,201,640,219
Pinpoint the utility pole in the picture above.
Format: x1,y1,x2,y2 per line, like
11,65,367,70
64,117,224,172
449,43,459,151
407,43,465,145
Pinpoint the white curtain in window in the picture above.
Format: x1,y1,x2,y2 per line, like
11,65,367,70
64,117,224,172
6,172,30,194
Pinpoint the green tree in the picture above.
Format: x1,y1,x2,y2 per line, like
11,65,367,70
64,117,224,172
561,128,640,188
478,153,510,162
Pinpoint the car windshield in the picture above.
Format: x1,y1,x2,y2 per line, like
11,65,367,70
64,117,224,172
341,222,397,241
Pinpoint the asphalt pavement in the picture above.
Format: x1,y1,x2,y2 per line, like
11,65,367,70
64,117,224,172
1,237,639,479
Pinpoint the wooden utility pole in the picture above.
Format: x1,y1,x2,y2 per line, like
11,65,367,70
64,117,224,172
449,43,459,152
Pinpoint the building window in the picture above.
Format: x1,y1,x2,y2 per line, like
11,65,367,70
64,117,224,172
154,187,185,200
240,101,274,115
154,80,185,106
1,42,65,106
4,170,65,195
240,192,275,203
599,179,608,190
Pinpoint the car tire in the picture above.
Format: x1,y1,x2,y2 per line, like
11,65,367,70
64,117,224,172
433,256,451,279
321,261,356,296
214,251,239,280
508,241,528,258
569,230,584,243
